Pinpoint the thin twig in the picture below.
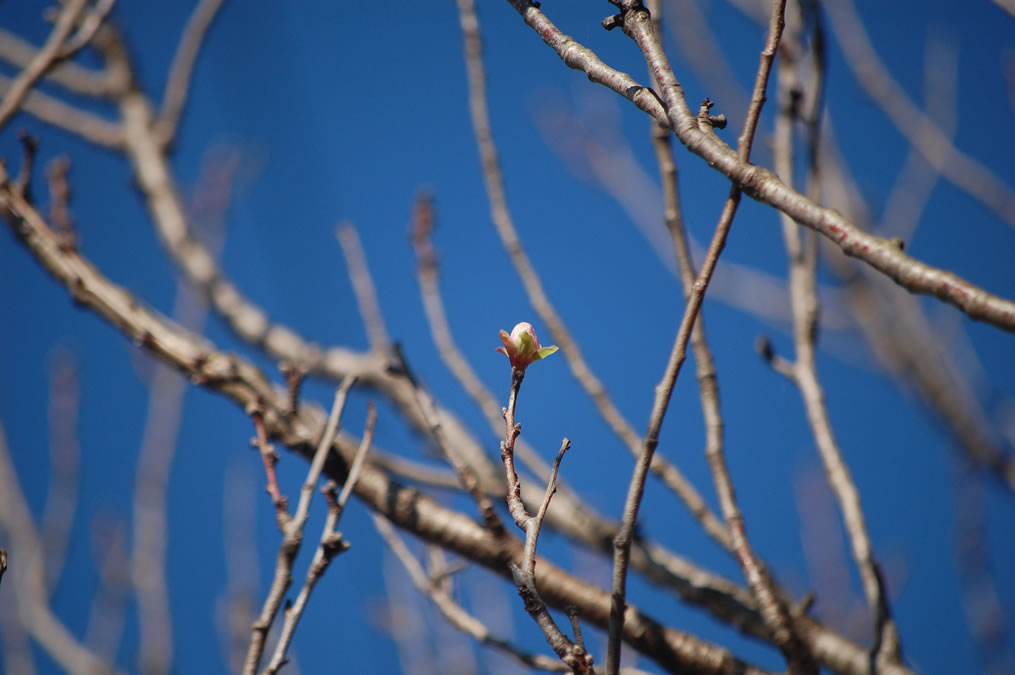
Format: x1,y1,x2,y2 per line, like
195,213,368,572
336,223,390,355
263,403,377,674
0,0,90,131
242,377,356,675
154,0,228,145
498,366,593,673
251,412,287,515
291,377,357,530
458,0,729,552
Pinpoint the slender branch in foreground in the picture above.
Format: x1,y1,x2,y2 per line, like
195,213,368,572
154,0,228,145
499,365,593,674
0,0,90,131
503,0,1015,333
372,513,570,673
458,0,730,554
264,403,377,674
0,167,903,675
606,3,815,673
243,378,356,675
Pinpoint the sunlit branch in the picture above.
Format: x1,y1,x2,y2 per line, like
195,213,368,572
504,0,1015,333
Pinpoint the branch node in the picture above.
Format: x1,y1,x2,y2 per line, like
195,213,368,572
15,130,39,200
602,14,624,31
279,361,307,418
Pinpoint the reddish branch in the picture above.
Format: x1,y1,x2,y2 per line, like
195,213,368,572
263,403,377,674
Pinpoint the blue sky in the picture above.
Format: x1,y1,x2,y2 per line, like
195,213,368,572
1,1,1014,673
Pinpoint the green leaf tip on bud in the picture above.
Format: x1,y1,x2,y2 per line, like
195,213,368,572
496,321,558,371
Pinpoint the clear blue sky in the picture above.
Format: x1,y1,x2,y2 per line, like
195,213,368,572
1,1,1013,673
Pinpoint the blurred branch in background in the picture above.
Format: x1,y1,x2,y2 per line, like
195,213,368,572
131,147,239,674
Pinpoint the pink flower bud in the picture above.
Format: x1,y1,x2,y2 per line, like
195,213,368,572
496,322,558,371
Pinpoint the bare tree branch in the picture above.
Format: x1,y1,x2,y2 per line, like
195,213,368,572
0,166,801,675
243,376,356,675
498,359,592,672
263,404,377,674
504,0,1015,333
